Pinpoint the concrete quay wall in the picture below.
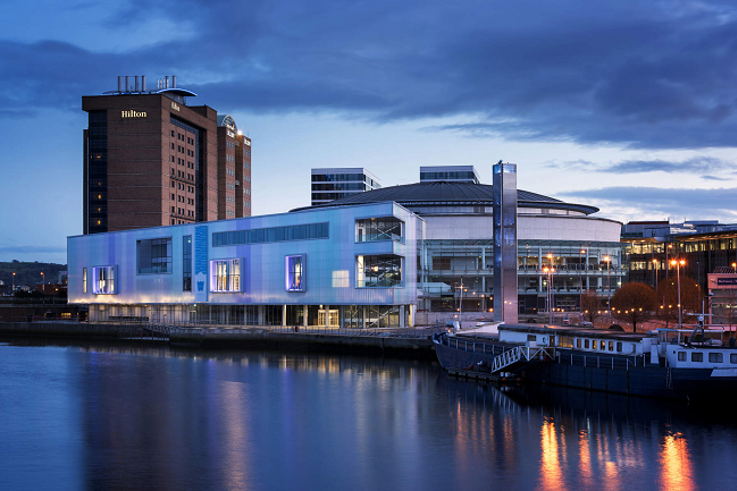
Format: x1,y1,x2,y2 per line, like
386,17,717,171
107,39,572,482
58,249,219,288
0,322,436,358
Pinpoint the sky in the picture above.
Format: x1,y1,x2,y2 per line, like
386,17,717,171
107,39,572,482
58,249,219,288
1,0,737,264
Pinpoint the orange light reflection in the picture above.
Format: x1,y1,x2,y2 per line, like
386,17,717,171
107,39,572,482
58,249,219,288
540,419,566,491
659,434,694,491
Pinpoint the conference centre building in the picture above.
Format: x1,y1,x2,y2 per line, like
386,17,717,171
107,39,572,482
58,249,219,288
68,176,624,328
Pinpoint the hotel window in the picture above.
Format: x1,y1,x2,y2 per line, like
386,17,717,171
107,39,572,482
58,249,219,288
183,235,192,291
356,255,402,288
92,266,116,294
82,268,87,293
210,259,241,292
137,237,172,274
286,255,305,291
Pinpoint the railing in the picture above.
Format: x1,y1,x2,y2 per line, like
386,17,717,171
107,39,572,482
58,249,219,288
555,351,649,371
436,335,650,372
146,322,447,338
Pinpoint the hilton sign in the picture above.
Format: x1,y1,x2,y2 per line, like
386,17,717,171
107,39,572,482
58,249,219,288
121,110,147,118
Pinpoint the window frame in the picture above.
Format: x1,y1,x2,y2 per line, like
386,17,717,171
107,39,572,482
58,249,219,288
285,254,306,292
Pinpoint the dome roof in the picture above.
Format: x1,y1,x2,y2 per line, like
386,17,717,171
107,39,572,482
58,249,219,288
292,181,599,215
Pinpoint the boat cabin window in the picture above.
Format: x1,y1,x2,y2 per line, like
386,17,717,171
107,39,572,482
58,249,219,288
709,353,723,363
576,339,581,348
616,342,622,353
692,352,703,363
677,352,686,362
527,335,536,342
608,341,614,351
600,340,606,351
731,354,737,364
584,339,590,349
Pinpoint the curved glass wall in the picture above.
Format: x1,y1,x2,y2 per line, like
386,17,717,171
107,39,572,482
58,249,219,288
418,239,623,314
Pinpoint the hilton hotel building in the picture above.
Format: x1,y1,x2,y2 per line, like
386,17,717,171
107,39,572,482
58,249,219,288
83,75,251,234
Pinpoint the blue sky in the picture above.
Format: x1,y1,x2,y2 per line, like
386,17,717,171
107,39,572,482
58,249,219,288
1,0,737,263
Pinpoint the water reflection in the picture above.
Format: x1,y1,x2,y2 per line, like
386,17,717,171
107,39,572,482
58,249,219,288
1,341,736,491
660,433,694,491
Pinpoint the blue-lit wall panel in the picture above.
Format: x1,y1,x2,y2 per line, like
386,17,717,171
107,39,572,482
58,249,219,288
68,202,421,307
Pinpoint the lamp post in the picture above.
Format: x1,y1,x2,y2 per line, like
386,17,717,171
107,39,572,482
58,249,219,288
670,259,685,328
652,259,659,291
543,266,555,324
40,271,45,304
12,272,15,294
579,248,586,317
603,255,611,312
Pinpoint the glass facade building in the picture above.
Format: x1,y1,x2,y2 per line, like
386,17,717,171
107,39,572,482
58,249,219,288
69,180,624,328
311,168,381,206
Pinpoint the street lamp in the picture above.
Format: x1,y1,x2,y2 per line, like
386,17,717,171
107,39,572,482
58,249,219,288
543,266,555,324
603,255,611,311
579,248,586,316
670,259,686,328
652,259,659,290
12,272,15,294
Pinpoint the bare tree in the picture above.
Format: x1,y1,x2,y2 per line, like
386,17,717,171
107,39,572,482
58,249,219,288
656,276,703,328
611,282,657,332
580,289,603,324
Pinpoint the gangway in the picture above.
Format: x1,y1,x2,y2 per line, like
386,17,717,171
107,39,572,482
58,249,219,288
492,345,555,373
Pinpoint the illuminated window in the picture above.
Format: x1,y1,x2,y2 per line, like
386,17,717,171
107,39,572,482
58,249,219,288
210,259,241,292
183,236,192,291
92,266,116,294
137,237,172,274
286,255,305,291
355,217,403,243
356,255,402,288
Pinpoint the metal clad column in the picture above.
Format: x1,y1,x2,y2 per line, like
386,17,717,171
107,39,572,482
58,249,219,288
493,162,519,323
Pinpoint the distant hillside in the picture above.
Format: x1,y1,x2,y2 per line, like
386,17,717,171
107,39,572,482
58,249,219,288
0,261,67,288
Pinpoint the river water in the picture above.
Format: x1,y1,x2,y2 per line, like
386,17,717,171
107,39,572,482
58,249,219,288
1,341,735,491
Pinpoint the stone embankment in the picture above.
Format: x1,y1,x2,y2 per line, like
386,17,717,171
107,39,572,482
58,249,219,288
0,322,439,359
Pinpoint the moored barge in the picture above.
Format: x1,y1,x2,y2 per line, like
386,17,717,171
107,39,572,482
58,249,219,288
433,323,737,401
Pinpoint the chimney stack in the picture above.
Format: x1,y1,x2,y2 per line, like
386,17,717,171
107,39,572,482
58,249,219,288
118,76,123,93
172,75,177,88
125,76,130,92
134,76,140,92
142,75,147,92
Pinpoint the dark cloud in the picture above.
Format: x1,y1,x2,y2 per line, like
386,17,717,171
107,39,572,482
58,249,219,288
544,156,735,175
558,186,737,222
3,1,737,149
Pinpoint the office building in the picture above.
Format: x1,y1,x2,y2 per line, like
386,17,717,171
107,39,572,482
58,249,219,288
311,168,380,206
83,75,250,234
69,171,624,326
420,165,480,184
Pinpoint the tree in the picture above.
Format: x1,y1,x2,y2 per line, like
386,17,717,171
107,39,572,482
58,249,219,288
580,290,603,323
611,282,657,332
656,276,703,328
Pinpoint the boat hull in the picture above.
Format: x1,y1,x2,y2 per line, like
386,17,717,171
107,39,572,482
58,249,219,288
433,333,737,402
